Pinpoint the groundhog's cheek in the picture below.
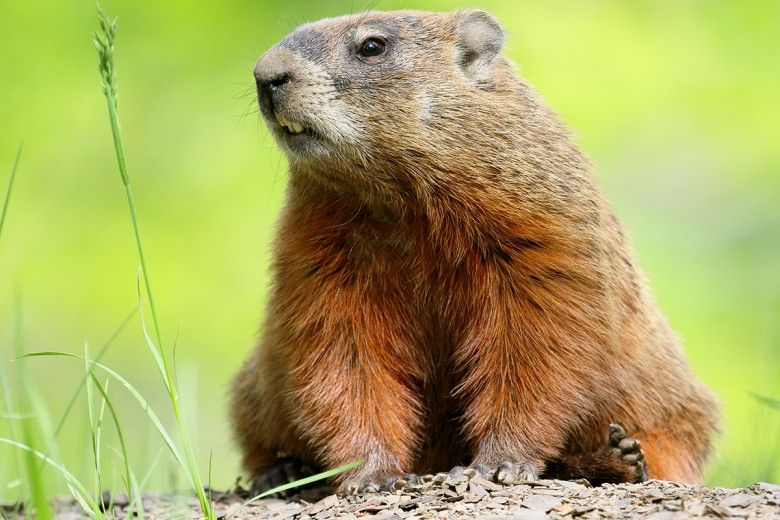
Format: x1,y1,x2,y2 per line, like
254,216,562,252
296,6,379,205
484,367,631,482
313,98,364,146
295,61,365,146
415,91,433,122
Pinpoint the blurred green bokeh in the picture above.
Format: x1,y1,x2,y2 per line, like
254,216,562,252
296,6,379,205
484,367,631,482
1,0,778,497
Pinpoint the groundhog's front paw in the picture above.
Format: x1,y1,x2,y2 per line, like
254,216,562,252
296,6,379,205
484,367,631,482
607,423,648,483
469,460,541,485
250,457,319,497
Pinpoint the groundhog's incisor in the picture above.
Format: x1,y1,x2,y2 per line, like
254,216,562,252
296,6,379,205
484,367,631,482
230,9,719,493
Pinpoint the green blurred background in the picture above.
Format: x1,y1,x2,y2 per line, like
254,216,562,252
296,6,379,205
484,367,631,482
1,0,778,498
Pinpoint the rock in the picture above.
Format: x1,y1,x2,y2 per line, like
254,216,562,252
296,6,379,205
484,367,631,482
552,479,587,491
755,482,780,493
719,492,760,508
488,511,548,520
469,482,489,497
308,493,338,514
521,494,563,512
704,503,737,517
644,512,687,520
470,476,504,492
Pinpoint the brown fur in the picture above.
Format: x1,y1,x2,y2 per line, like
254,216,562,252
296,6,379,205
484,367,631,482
230,9,719,491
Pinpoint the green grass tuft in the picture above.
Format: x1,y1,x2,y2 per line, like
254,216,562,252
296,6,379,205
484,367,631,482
0,438,104,518
50,307,137,445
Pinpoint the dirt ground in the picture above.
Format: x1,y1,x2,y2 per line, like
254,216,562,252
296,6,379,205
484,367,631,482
36,475,780,519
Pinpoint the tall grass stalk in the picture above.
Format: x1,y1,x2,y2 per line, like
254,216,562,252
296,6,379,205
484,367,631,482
93,6,213,518
22,352,187,469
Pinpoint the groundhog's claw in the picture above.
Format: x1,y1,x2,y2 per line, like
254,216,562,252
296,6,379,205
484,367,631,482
608,423,648,483
341,471,409,495
342,480,370,495
495,460,539,484
390,467,472,491
387,473,427,491
471,461,539,484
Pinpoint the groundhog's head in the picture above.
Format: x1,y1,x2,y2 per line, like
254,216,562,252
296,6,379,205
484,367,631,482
254,10,560,202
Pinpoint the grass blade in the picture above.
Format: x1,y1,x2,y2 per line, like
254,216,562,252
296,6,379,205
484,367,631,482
752,393,780,411
207,449,213,508
0,339,26,509
129,470,146,520
95,376,108,494
0,412,33,420
19,417,53,520
226,460,363,520
89,375,134,507
83,342,100,497
135,271,168,392
11,295,57,519
0,144,22,243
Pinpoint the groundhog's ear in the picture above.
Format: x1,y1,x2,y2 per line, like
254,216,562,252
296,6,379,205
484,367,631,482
454,9,505,83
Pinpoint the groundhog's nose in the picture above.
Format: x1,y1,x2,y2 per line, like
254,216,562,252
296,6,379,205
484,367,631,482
255,72,292,109
254,47,297,109
257,73,290,96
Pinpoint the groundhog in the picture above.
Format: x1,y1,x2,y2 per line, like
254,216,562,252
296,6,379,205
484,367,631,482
230,9,719,494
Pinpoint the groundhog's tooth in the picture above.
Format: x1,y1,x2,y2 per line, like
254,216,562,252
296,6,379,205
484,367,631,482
274,111,306,134
274,111,287,127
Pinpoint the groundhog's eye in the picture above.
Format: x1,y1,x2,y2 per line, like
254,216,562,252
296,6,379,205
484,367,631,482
357,37,386,58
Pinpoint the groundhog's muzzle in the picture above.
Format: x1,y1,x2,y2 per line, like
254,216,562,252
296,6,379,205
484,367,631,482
254,47,307,134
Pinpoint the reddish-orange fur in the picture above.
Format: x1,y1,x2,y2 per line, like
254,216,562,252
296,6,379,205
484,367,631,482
230,10,719,490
